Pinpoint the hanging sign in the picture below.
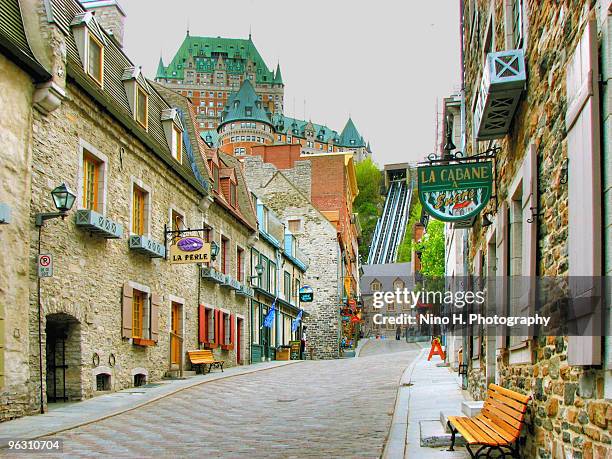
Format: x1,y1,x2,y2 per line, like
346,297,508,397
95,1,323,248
299,286,314,302
169,237,210,264
418,161,493,222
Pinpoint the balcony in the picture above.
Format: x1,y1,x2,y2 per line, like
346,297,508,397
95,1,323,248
75,209,123,239
222,274,241,291
474,49,526,140
128,235,165,258
201,266,225,284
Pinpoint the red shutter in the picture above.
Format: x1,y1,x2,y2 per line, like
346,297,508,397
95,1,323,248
198,305,207,343
228,314,235,350
212,309,220,348
122,283,133,338
566,15,602,365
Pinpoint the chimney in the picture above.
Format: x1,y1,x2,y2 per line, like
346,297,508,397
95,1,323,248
81,0,126,48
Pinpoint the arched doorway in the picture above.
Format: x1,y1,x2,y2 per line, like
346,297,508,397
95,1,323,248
45,313,82,403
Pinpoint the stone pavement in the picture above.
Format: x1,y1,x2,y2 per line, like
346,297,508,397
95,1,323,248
402,349,469,458
0,360,296,446
2,342,420,458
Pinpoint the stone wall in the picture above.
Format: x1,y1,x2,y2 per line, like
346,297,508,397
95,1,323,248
461,1,612,457
25,81,252,416
0,53,38,421
243,156,342,359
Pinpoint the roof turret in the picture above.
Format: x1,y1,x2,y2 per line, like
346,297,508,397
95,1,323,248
219,80,272,127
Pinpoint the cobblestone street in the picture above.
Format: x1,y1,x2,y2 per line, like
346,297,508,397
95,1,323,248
28,341,419,458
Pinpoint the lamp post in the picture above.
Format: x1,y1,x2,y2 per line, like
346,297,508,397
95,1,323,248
35,183,76,414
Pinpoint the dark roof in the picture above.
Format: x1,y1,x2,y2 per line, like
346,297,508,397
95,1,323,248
0,0,51,82
220,80,272,126
217,151,258,230
47,0,208,196
360,263,414,295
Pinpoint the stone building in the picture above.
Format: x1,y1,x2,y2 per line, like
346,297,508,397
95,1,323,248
439,1,612,457
243,155,342,359
248,195,307,362
0,0,258,421
0,0,53,422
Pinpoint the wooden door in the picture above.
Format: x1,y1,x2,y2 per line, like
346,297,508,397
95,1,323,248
171,302,181,365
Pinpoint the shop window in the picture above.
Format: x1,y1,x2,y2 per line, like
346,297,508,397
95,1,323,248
135,86,148,129
87,33,104,86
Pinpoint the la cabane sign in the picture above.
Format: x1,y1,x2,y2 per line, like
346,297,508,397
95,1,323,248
170,237,211,264
418,162,493,223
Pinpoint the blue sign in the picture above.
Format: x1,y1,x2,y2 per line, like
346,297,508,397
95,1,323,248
299,286,314,303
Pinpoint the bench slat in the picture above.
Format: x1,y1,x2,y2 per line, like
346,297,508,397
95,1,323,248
487,389,529,414
477,413,520,443
471,416,515,444
482,404,523,431
485,396,526,422
448,416,497,446
480,407,521,438
490,384,531,405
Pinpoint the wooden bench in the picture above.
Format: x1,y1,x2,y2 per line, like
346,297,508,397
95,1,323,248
447,383,531,458
187,350,224,374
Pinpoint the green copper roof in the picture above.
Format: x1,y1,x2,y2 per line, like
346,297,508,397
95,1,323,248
340,117,365,147
274,63,283,84
220,80,272,126
201,129,219,147
157,35,278,84
272,114,340,143
156,57,166,78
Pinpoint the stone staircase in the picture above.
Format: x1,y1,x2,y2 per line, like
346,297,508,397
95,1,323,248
419,400,485,448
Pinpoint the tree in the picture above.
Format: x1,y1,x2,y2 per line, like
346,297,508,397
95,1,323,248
396,198,422,262
354,158,383,260
415,219,445,277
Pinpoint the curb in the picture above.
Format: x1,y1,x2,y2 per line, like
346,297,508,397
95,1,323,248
0,360,300,446
382,348,427,459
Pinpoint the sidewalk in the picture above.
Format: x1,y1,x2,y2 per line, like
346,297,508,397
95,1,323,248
384,347,470,458
0,360,298,446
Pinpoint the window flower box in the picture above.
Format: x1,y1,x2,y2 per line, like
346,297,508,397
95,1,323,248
222,274,241,291
132,338,156,347
201,266,225,284
128,235,165,258
75,209,123,239
474,49,526,140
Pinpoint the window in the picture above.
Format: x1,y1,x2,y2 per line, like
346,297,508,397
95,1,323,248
82,151,101,211
269,261,277,295
132,290,146,338
223,312,231,346
288,219,302,233
236,247,244,282
251,248,261,287
294,278,300,304
512,0,523,48
220,236,229,274
172,125,182,162
260,255,269,291
284,271,291,300
87,34,104,85
393,279,405,292
370,280,382,291
252,302,260,343
136,86,148,128
132,186,147,235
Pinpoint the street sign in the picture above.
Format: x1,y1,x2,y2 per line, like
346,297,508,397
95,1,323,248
38,254,53,278
299,286,314,302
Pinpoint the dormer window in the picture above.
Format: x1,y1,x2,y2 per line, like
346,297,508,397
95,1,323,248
172,125,182,162
245,106,252,116
136,86,148,128
88,34,104,85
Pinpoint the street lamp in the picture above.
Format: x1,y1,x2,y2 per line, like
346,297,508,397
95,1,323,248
35,183,77,226
34,183,76,415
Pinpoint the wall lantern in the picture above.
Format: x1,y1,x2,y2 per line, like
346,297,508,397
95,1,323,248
482,212,494,228
249,263,264,280
36,183,77,226
210,240,220,261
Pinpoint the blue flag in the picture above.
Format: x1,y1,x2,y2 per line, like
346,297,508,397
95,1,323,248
263,299,277,328
291,309,303,332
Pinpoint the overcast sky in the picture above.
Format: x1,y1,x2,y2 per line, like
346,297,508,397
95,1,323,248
119,0,461,166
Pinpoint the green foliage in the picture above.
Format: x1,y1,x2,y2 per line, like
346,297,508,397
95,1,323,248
354,158,383,260
396,197,422,262
414,219,445,277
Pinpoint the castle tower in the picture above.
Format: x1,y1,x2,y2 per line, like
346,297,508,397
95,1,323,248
217,80,275,156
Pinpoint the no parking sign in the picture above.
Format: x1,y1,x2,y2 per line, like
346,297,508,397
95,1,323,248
38,254,53,278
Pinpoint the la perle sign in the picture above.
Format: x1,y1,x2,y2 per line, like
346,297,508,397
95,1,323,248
418,161,493,222
169,237,211,264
